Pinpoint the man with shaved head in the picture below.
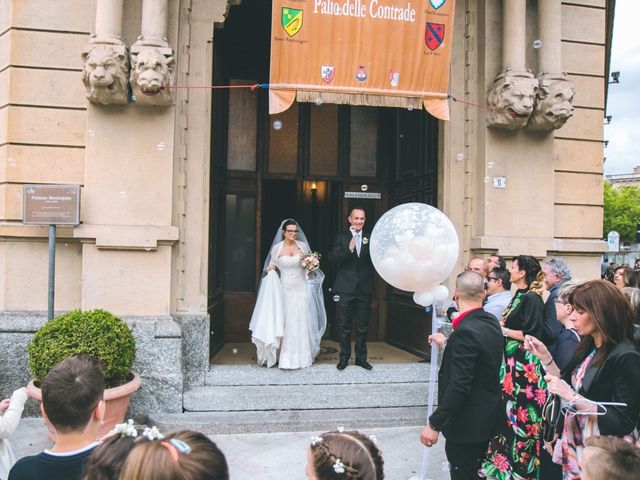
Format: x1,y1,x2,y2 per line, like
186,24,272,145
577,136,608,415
420,271,503,479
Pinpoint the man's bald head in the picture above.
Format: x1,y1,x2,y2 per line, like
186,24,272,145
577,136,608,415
455,271,486,305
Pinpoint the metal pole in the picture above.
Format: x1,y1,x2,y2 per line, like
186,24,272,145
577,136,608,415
48,224,56,320
416,305,440,480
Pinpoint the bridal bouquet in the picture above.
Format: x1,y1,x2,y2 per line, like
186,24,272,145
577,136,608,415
300,252,321,279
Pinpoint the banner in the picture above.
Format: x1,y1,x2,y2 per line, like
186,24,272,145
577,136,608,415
269,0,456,119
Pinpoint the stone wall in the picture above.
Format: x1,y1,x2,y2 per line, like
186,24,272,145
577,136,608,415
443,0,607,279
0,312,186,419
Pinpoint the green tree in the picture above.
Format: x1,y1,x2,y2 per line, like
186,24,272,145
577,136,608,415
603,181,640,242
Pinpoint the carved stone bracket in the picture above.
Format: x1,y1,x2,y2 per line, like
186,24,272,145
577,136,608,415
486,69,538,130
81,42,130,106
529,74,575,131
130,45,175,107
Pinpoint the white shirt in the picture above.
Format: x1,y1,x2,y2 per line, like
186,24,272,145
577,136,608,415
350,228,362,256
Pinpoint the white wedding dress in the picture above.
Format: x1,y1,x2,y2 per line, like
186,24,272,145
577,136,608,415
249,229,327,370
277,254,313,369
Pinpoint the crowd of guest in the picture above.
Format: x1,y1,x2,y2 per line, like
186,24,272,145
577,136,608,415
426,254,640,480
3,255,640,479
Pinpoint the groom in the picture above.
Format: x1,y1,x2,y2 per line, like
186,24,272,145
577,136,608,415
332,207,375,370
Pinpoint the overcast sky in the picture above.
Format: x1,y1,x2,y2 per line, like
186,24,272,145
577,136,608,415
603,0,640,176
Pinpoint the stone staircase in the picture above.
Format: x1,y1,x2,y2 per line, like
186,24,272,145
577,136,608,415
149,363,434,434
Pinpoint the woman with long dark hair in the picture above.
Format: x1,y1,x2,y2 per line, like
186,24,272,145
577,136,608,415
481,255,547,480
526,280,640,479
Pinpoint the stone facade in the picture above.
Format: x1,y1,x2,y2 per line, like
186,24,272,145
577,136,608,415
0,0,610,414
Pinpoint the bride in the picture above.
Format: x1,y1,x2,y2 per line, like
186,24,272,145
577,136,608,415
249,219,327,369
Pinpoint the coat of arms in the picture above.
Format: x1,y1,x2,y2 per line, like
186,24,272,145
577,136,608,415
429,0,446,9
355,65,368,83
321,65,335,83
389,70,400,87
281,7,303,37
425,22,445,51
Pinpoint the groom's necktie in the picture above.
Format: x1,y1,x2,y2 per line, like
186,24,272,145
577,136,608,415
355,232,361,257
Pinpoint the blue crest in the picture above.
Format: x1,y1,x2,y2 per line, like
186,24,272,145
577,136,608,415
429,0,446,9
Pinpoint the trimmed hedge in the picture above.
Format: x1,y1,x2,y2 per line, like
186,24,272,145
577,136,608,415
28,309,136,388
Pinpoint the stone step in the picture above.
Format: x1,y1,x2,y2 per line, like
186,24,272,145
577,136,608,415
149,407,429,434
204,363,430,386
184,381,431,412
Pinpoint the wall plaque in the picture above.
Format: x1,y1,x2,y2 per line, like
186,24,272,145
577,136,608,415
23,185,81,225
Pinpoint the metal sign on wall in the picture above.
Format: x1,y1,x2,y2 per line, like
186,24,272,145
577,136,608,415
23,185,81,225
344,192,381,199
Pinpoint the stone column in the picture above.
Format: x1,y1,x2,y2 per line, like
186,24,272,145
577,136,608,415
140,0,169,47
537,0,561,75
529,0,575,131
81,0,129,105
502,0,526,71
486,0,537,129
94,0,124,44
130,0,174,106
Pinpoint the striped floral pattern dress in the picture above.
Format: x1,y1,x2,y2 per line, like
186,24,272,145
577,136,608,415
480,290,547,480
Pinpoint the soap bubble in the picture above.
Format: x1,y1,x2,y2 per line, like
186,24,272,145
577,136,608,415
156,142,166,151
144,243,152,252
483,176,491,183
272,120,283,130
315,97,323,106
120,190,127,198
487,161,496,169
407,104,414,111
87,129,95,137
333,295,340,302
131,95,137,102
456,153,464,161
533,39,542,49
232,348,238,354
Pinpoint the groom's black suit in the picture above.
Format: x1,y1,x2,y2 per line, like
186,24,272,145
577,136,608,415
332,230,375,363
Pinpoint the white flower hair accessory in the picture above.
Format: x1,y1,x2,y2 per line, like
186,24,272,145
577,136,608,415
113,419,137,438
142,426,164,440
310,435,323,446
333,458,346,474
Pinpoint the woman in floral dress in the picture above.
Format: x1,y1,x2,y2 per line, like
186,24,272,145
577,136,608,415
525,280,640,479
480,255,547,479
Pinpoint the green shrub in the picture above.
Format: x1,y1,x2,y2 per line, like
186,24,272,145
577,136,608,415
28,309,136,388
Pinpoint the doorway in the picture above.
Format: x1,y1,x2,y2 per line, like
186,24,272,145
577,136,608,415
208,0,440,361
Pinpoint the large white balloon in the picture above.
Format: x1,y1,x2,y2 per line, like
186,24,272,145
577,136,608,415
370,203,459,306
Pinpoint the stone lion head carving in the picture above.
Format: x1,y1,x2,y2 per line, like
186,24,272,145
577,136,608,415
130,47,175,106
486,73,538,130
529,77,575,131
81,44,130,105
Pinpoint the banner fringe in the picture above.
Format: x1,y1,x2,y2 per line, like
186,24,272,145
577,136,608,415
296,91,425,110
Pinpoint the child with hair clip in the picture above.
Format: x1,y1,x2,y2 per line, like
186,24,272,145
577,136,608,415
0,387,28,479
118,430,228,480
307,430,384,480
82,420,163,480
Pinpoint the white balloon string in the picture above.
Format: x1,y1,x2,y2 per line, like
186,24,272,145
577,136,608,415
418,306,440,480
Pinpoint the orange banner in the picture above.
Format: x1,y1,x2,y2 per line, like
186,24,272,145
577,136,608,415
269,0,456,119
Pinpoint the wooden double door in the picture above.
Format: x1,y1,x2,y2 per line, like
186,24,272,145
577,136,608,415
207,0,439,359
